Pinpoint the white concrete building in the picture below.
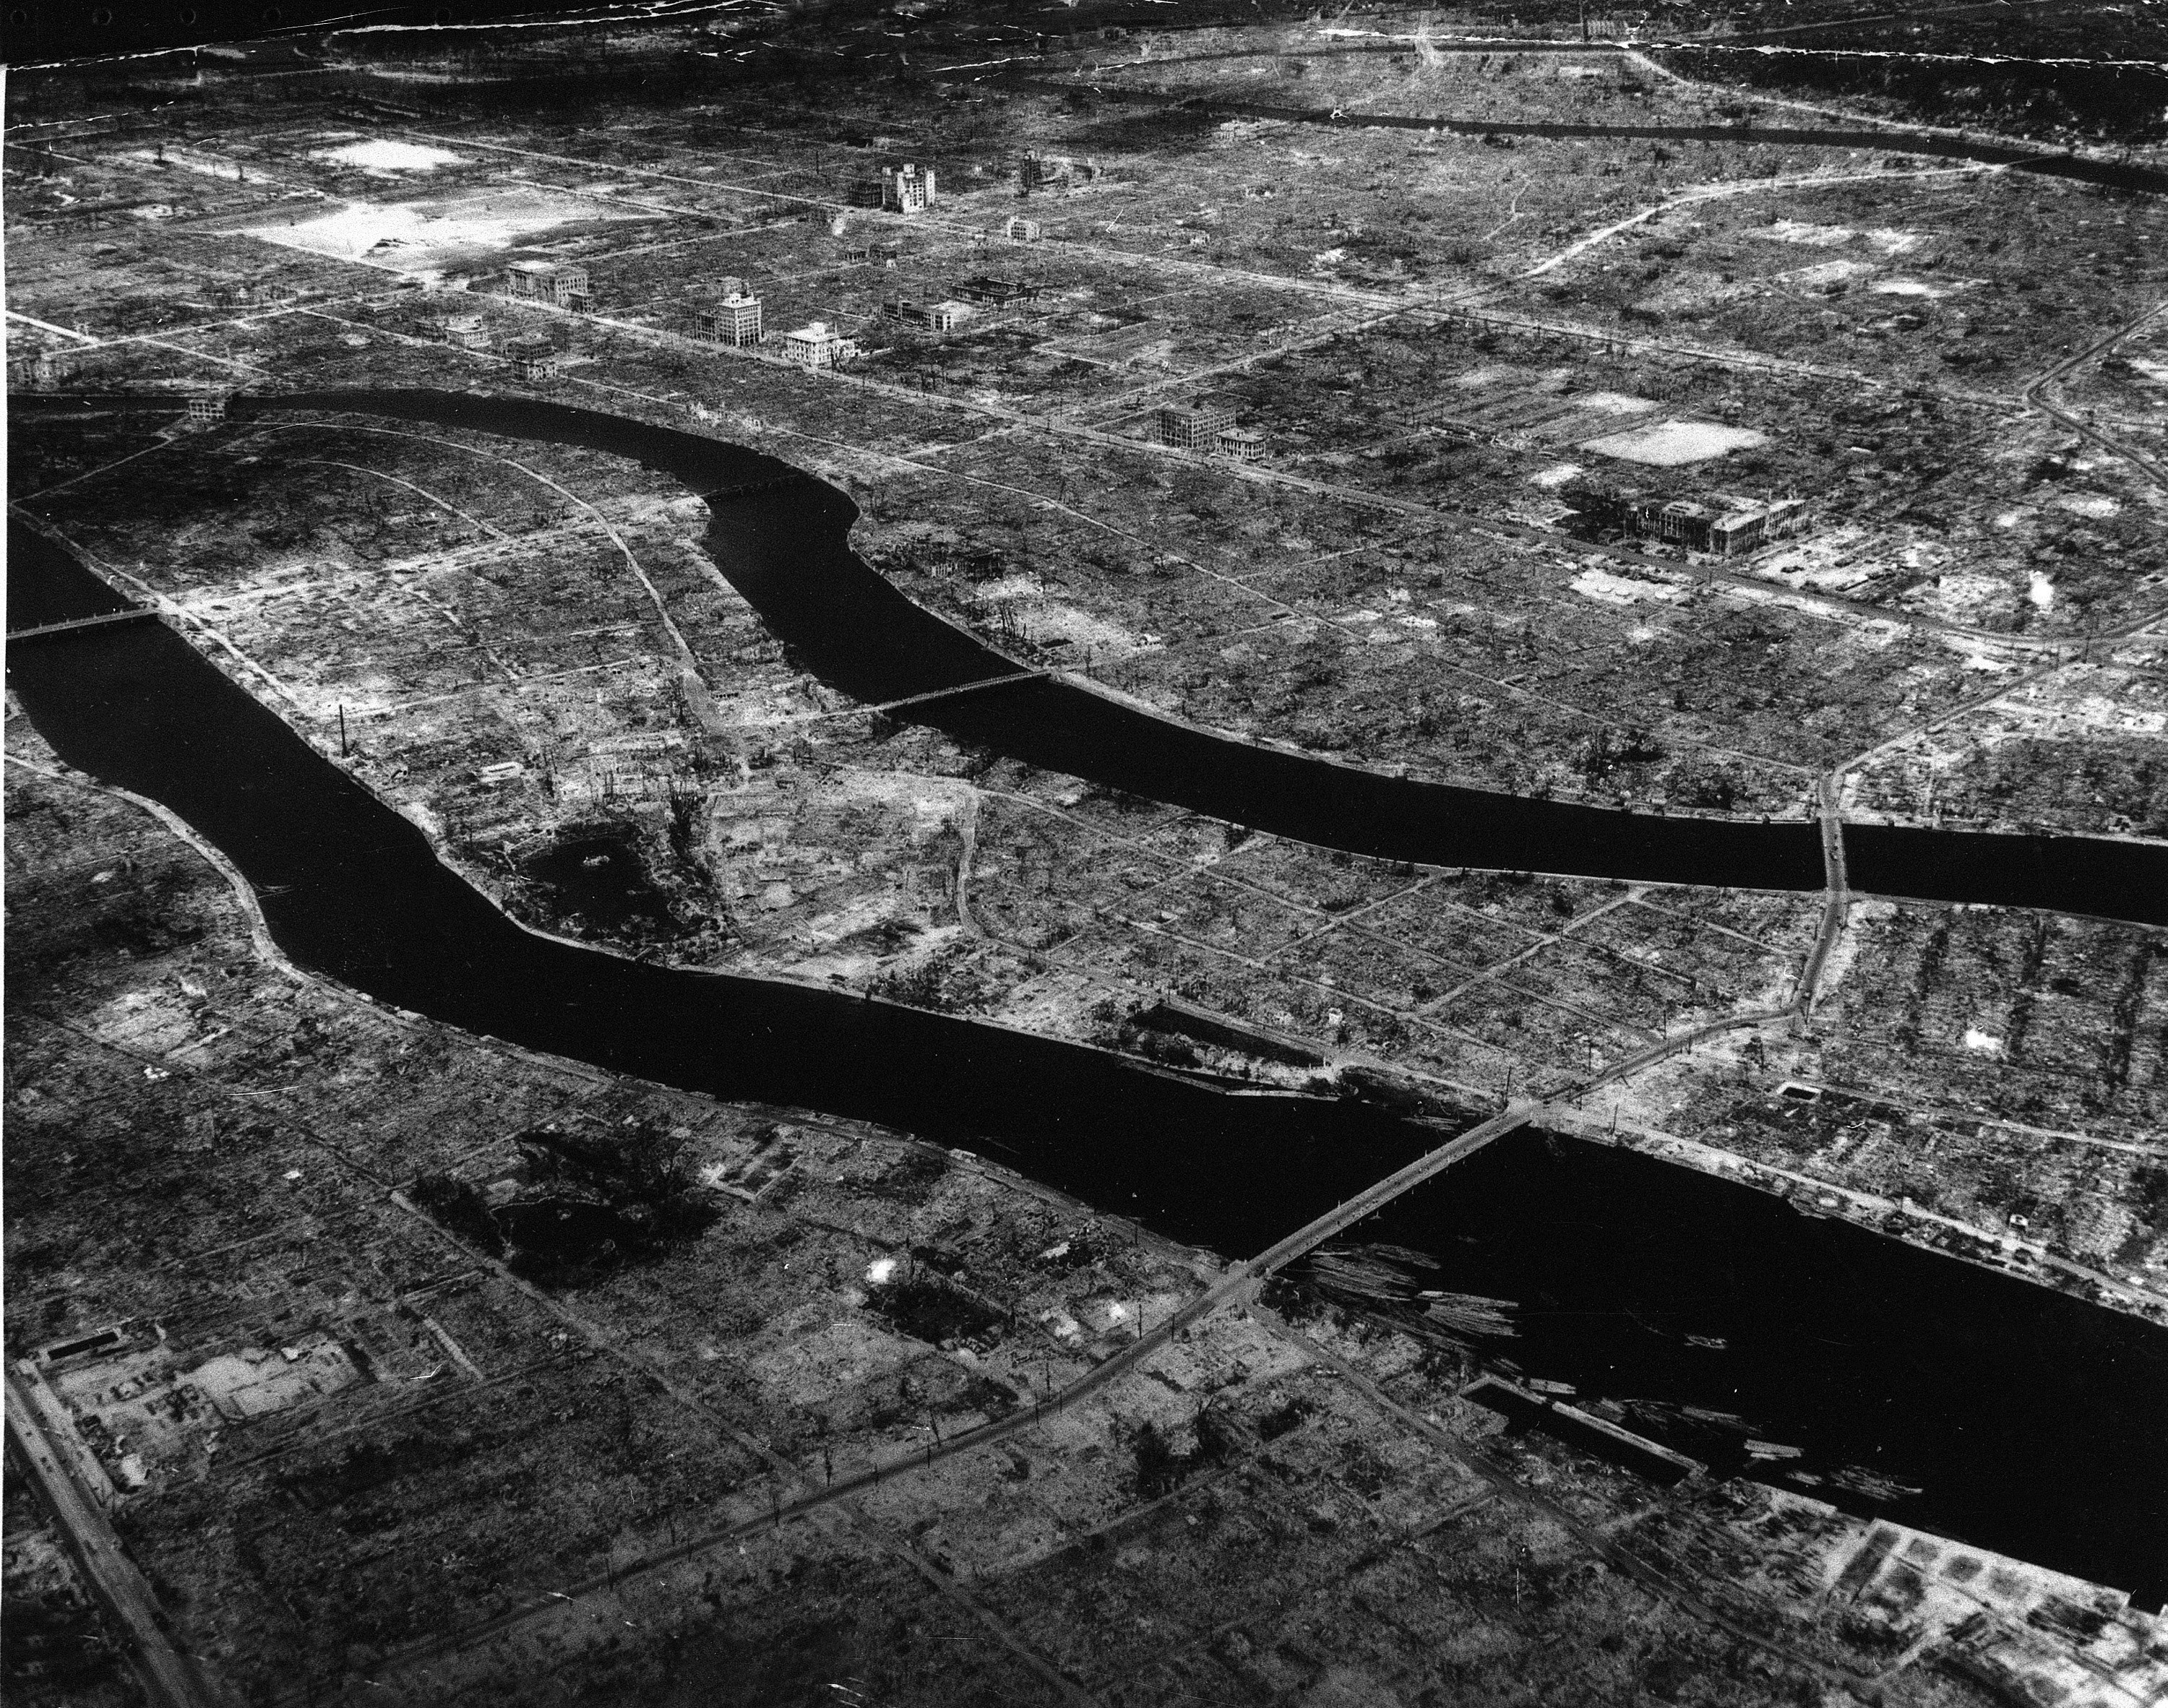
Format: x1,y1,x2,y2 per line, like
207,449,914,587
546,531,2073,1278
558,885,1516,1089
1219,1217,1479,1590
783,320,858,368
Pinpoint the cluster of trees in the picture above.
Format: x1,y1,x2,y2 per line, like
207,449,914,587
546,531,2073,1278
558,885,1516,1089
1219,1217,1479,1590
410,1123,717,1284
1130,1402,1240,1500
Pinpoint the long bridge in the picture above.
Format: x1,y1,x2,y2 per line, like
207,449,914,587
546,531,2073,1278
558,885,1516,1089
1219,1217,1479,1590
6,608,162,644
700,473,825,505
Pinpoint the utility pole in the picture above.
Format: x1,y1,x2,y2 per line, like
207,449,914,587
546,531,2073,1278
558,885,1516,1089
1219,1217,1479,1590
337,703,348,758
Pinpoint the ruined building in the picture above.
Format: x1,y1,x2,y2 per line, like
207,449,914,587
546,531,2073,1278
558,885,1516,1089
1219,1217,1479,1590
878,163,937,213
783,320,858,368
701,282,764,347
431,314,494,352
1568,484,1804,557
955,276,1038,307
1020,151,1091,189
504,259,591,309
1156,395,1241,452
882,298,973,332
503,334,562,382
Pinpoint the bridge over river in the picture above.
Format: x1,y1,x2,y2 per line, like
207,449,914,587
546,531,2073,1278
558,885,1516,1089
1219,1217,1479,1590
8,393,2165,1606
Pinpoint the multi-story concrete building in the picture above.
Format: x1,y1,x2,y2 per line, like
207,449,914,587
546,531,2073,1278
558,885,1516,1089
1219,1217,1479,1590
878,163,936,213
1627,495,1802,557
782,320,858,368
1003,216,1041,243
1633,498,1721,550
1156,395,1240,451
1020,151,1087,189
955,276,1037,306
1710,499,1804,555
1216,426,1268,464
410,313,494,350
882,298,972,332
502,334,562,382
701,290,764,346
436,314,495,351
1573,484,1804,557
505,259,590,308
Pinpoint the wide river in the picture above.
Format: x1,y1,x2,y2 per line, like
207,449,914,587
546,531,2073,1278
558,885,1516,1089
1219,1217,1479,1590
7,394,2164,1603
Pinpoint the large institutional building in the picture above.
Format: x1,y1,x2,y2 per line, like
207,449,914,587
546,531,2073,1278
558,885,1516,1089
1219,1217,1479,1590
504,259,590,309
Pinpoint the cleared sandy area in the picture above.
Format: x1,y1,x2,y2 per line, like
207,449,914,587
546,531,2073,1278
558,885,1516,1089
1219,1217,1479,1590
310,138,469,175
1579,418,1770,467
244,185,651,276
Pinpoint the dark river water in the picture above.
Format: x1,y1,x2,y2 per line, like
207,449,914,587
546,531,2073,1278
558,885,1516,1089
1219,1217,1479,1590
316,393,2168,920
4,521,1447,1258
8,394,2165,1605
23,389,2168,921
1332,1134,2168,1609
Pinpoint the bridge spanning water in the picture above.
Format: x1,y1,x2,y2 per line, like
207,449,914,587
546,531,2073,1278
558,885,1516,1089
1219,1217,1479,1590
6,608,160,644
7,394,2167,1603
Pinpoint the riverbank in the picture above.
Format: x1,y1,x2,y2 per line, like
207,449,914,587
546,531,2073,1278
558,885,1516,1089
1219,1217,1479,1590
9,524,2166,1602
12,393,2167,1282
20,391,2167,923
11,719,2162,1706
9,32,2168,1703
